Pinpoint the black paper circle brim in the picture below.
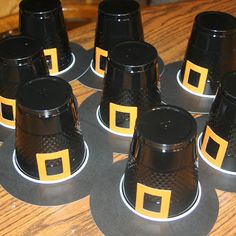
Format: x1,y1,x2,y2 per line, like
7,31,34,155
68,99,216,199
77,49,165,91
0,123,113,206
53,42,91,83
195,115,208,137
161,61,215,114
197,133,236,192
79,92,132,154
0,124,14,143
90,160,219,236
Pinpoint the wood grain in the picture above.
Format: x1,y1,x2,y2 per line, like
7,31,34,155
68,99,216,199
0,1,99,35
0,0,236,235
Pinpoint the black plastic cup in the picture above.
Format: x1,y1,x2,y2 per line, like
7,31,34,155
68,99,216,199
93,0,144,77
0,35,48,129
19,0,72,75
98,41,161,136
122,105,199,219
180,11,236,96
199,71,236,173
15,77,86,182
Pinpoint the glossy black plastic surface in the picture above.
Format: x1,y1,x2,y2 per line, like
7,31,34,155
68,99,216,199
180,11,236,95
15,77,85,179
93,0,144,70
20,0,60,14
136,105,196,151
100,41,161,129
202,71,236,171
99,0,139,17
16,77,78,134
19,0,72,71
123,105,198,217
110,41,157,73
0,35,48,99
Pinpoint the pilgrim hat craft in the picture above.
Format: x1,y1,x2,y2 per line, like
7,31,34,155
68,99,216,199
197,72,236,192
161,11,236,114
79,41,161,154
19,0,90,82
0,35,48,143
0,77,112,206
90,106,219,236
77,0,165,91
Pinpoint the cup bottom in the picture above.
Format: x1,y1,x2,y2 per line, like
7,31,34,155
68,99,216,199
12,141,89,184
77,50,165,91
120,175,201,222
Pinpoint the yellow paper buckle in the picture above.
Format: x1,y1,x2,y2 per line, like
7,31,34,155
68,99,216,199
95,47,108,77
109,103,138,135
0,96,16,128
43,48,59,75
135,183,172,219
182,60,208,95
36,149,71,181
201,126,228,168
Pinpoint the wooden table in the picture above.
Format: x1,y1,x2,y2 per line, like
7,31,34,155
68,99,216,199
0,0,236,235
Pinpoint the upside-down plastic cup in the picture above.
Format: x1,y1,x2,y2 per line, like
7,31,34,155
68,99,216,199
98,41,161,137
199,71,236,174
15,77,86,182
93,0,144,77
19,0,72,75
0,35,48,129
122,105,199,219
180,11,236,97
